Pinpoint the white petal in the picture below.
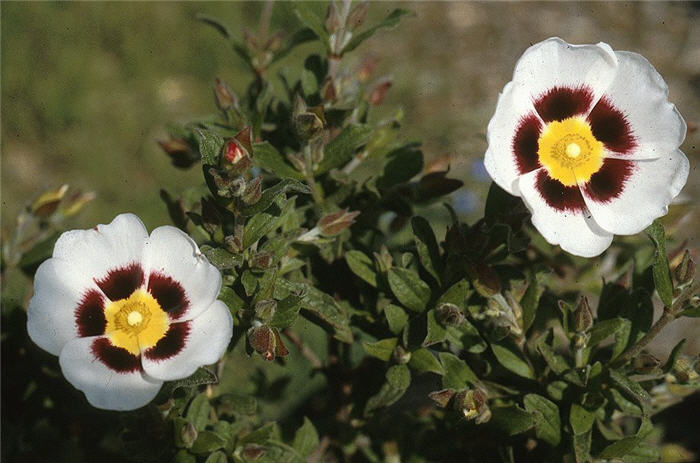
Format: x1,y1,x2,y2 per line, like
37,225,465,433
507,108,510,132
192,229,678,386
582,151,689,235
142,300,232,381
59,336,162,411
51,213,148,289
601,51,686,159
518,170,613,257
142,226,221,321
484,81,537,195
27,258,91,355
512,37,618,108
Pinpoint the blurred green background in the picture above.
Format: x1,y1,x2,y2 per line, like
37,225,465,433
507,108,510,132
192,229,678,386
3,2,697,231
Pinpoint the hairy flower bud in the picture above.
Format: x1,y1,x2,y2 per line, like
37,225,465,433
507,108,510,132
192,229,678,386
251,251,274,269
242,176,262,205
213,77,237,111
428,388,456,408
573,296,593,333
61,190,97,218
674,250,695,285
393,345,411,364
248,325,288,361
318,209,360,236
31,184,69,218
223,139,249,166
347,2,368,30
180,422,198,448
436,303,465,326
369,78,393,106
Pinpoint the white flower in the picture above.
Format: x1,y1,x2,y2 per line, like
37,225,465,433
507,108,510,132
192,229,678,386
27,213,233,410
484,37,689,257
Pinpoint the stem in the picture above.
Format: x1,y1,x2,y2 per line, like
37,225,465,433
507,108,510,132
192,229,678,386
282,328,323,369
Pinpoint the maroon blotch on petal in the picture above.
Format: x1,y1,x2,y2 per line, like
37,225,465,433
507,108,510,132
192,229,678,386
534,86,594,123
148,272,189,319
513,113,542,175
535,170,587,213
75,290,106,337
95,263,144,301
91,337,141,373
587,97,637,154
143,322,190,361
582,158,635,203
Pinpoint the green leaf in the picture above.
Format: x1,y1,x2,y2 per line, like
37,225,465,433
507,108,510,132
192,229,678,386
240,422,278,445
646,220,673,307
204,451,228,463
201,246,242,270
218,393,258,416
270,28,317,65
362,337,398,361
609,369,652,414
195,129,224,165
375,142,423,188
569,404,596,435
536,333,569,375
437,279,471,306
573,429,592,463
165,368,217,396
388,267,431,312
598,419,653,459
218,286,243,318
588,317,628,347
174,450,196,463
364,365,411,416
252,142,304,179
293,2,329,49
489,406,535,436
524,394,561,446
423,310,447,346
408,348,444,375
491,340,535,379
292,417,319,457
411,216,442,283
384,304,408,334
662,338,686,373
240,179,310,216
269,293,303,329
242,213,278,249
196,13,230,38
316,124,373,174
342,9,415,54
346,250,378,287
520,273,541,333
439,352,477,388
186,393,212,432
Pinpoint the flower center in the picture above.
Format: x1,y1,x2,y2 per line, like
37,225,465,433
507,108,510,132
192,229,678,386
537,117,604,186
104,289,169,355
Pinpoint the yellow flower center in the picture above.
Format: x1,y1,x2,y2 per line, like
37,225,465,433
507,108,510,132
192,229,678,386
537,117,604,186
104,289,169,355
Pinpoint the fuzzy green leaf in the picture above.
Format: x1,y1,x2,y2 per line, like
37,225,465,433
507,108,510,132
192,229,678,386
186,393,212,432
491,340,535,379
342,9,415,54
423,310,447,346
520,274,541,333
385,304,408,335
439,352,477,388
570,404,596,436
293,3,329,49
489,406,535,436
242,213,277,249
646,220,673,307
253,142,304,180
388,267,431,312
408,348,444,375
346,250,378,287
362,337,398,361
269,293,303,329
524,394,561,446
316,124,373,174
190,431,226,454
411,216,442,283
364,365,411,416
195,128,224,165
204,451,228,463
292,417,319,457
240,179,310,216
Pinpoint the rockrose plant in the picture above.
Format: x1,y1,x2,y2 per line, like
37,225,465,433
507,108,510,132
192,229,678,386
3,3,698,462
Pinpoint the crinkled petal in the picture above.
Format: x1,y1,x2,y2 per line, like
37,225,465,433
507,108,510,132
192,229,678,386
512,37,618,112
518,169,613,257
51,213,148,296
59,336,162,411
142,226,221,321
581,150,689,235
597,51,686,160
484,82,540,194
141,300,232,381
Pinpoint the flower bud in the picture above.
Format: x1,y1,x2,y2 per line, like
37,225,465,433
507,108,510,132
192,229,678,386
436,303,465,326
251,251,274,269
294,109,325,141
242,176,263,205
393,345,411,364
241,444,266,460
369,78,392,106
180,422,197,448
455,388,489,424
255,299,277,322
674,250,695,285
318,209,360,236
61,190,96,217
158,138,199,168
213,77,237,111
428,388,456,408
31,184,68,218
468,262,501,297
224,235,243,253
324,2,341,34
573,296,593,333
248,325,276,361
223,139,248,165
347,2,368,30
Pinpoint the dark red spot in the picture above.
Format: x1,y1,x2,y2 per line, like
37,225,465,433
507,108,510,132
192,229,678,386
148,272,189,319
582,158,635,203
587,97,637,154
534,86,594,122
95,263,144,301
143,322,190,361
535,170,586,212
91,337,141,373
512,114,542,174
75,290,106,337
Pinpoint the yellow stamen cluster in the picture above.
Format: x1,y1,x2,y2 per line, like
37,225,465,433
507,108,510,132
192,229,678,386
104,289,169,355
537,117,604,186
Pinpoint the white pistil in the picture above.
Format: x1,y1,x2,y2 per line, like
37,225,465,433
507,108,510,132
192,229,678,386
566,142,581,158
127,311,143,326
